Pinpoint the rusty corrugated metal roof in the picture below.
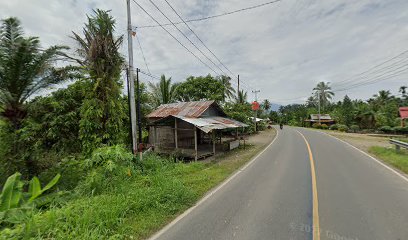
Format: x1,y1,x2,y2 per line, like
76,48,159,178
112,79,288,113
147,101,216,118
310,114,333,120
174,115,248,133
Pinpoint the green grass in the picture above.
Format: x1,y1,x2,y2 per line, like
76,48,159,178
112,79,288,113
1,133,273,240
369,146,408,174
396,138,408,143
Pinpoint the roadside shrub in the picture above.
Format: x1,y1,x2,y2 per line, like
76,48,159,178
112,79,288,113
393,126,408,134
76,145,136,196
337,124,349,132
379,126,393,133
350,125,360,133
329,124,338,130
320,124,328,129
257,121,267,131
312,123,320,128
312,123,328,129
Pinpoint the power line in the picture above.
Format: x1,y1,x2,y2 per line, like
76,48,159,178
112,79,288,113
136,0,283,29
163,0,236,77
139,69,161,80
147,0,227,76
131,0,220,76
331,49,408,87
332,56,408,89
135,32,153,81
333,66,408,92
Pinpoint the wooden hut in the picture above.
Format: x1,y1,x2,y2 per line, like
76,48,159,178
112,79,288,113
147,101,247,160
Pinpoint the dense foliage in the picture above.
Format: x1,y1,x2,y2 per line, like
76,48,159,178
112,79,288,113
271,82,408,133
72,9,127,155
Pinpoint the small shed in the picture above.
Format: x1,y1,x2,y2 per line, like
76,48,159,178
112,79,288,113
147,101,247,160
305,114,335,126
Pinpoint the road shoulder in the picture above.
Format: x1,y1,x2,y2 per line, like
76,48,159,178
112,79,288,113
315,129,408,178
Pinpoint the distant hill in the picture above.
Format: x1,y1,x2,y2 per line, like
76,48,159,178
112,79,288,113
270,103,281,111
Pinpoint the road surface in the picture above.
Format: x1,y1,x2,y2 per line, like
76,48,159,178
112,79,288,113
151,127,408,240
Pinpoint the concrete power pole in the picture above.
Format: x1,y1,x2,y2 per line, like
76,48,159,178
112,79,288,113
237,75,240,94
317,91,321,125
126,0,138,155
252,90,260,132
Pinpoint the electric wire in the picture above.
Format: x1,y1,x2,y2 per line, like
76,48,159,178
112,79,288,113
163,0,235,77
148,0,228,76
136,0,282,29
131,0,220,76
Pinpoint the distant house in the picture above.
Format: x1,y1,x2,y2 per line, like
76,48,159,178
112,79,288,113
305,114,335,126
146,101,247,160
399,107,408,127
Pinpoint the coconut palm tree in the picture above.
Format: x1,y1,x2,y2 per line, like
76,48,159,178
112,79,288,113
235,90,248,104
262,99,271,111
218,75,235,102
0,17,72,129
368,90,393,111
148,74,179,107
313,81,334,111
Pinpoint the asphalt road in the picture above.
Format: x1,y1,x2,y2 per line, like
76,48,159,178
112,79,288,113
151,127,408,240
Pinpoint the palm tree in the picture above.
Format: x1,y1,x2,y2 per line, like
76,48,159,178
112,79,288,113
354,103,376,129
148,74,178,107
72,9,126,154
262,99,271,111
369,90,393,111
313,81,334,111
235,90,248,104
218,75,235,102
0,17,72,129
400,86,407,96
306,96,316,108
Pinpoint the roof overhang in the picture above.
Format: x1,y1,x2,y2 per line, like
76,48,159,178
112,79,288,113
151,115,248,133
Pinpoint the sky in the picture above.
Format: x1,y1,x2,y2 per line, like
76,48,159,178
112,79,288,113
1,0,408,105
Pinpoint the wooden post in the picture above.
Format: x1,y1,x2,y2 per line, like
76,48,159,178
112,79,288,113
175,118,178,149
194,126,198,161
154,126,158,150
212,130,216,155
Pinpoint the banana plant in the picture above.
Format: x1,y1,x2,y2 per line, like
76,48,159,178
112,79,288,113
0,172,61,225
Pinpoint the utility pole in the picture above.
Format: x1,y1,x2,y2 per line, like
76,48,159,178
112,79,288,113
317,91,321,125
126,0,138,155
136,68,143,161
252,90,260,132
237,75,240,94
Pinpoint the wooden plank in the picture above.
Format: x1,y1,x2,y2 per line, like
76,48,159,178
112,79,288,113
175,118,178,149
194,126,198,161
212,130,216,155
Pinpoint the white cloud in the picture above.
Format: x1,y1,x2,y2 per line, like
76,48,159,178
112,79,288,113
1,0,407,105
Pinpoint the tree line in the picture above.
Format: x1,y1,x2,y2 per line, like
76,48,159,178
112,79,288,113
0,10,270,182
271,81,408,132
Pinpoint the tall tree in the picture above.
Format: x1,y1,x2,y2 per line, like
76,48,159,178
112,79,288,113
313,81,334,111
235,90,248,104
175,75,225,102
341,95,353,126
368,90,393,111
148,74,178,107
217,75,235,102
262,99,271,111
0,17,73,129
72,9,126,155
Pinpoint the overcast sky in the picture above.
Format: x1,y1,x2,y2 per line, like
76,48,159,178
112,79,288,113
1,0,408,105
